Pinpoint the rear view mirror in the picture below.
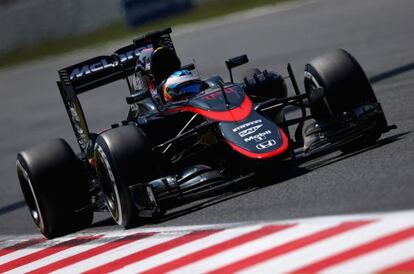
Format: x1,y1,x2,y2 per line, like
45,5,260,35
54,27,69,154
226,54,249,83
181,63,195,71
226,54,249,70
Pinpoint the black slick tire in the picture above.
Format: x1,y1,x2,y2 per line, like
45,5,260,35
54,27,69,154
94,125,155,228
16,139,93,239
304,49,378,118
304,49,385,151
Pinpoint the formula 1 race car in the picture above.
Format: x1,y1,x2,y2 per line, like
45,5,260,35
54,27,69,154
16,28,396,238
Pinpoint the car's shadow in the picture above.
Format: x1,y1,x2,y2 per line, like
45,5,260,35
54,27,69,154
91,130,411,229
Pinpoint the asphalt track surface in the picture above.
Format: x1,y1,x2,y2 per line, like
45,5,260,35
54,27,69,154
0,0,413,236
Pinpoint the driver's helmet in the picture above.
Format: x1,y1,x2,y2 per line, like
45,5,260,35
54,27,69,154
162,70,204,102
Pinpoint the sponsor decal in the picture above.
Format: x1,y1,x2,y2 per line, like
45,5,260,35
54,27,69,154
256,139,277,150
238,124,263,137
70,59,113,81
233,119,262,133
204,87,236,100
69,46,150,80
68,101,89,150
244,130,272,142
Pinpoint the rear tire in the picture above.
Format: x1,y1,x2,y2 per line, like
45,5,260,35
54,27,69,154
94,125,155,228
304,49,385,151
16,139,92,239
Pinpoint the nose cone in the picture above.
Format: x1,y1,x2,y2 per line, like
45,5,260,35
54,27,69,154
220,112,289,159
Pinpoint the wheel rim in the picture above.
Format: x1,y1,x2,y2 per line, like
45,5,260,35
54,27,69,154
95,146,123,225
16,160,45,231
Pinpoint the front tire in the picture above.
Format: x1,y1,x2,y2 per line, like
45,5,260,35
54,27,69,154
304,49,386,151
16,139,92,238
304,49,378,118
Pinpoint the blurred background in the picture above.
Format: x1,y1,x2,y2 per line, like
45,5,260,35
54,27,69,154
0,0,285,68
0,0,191,53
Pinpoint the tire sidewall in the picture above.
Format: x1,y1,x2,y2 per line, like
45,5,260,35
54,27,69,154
95,142,131,227
94,125,152,228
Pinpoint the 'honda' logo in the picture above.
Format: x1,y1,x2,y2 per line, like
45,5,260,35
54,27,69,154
256,139,277,150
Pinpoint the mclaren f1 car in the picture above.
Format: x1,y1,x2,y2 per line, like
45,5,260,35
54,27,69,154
16,28,396,238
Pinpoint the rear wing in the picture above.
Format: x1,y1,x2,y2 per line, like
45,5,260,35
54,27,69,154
58,27,175,94
57,28,175,153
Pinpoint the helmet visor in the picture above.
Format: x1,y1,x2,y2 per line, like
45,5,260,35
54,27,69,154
176,81,203,96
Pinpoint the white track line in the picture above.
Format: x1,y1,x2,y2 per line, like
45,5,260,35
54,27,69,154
0,237,67,265
4,233,133,274
168,222,335,274
1,210,414,274
320,237,414,274
109,225,263,274
238,218,414,274
50,232,183,274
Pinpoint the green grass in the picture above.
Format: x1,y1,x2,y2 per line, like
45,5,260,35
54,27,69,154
0,0,289,69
